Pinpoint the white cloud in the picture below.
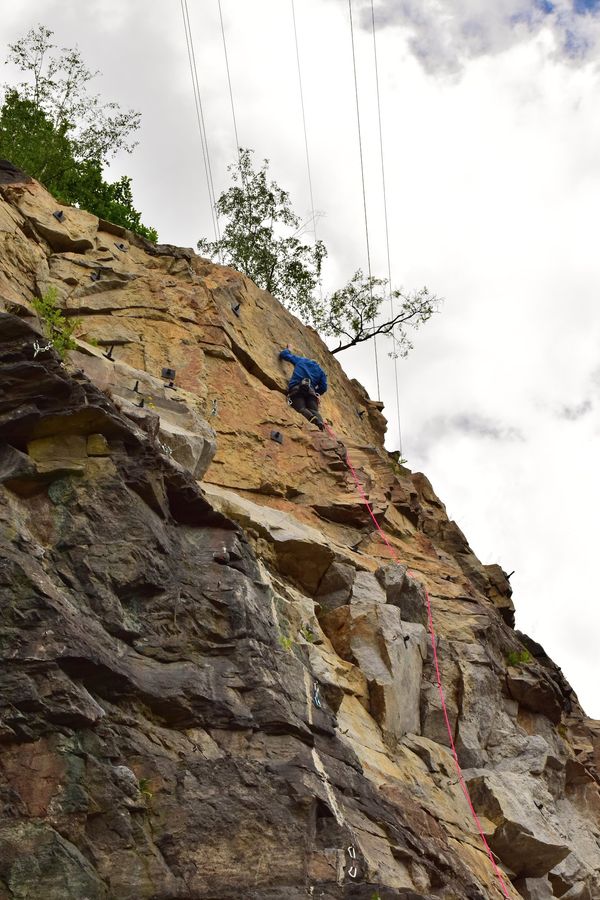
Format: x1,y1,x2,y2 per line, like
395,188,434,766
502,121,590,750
349,0,600,74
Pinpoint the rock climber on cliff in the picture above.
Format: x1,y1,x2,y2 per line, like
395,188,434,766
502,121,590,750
279,346,327,431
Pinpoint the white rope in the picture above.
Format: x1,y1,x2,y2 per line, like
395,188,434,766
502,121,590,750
180,0,220,246
348,0,381,401
370,0,403,454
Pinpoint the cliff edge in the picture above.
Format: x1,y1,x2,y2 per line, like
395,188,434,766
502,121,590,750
0,160,599,899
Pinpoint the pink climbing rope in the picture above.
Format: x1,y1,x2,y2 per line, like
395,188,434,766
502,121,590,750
322,423,511,899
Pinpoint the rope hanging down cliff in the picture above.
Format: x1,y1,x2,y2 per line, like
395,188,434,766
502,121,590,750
322,421,512,900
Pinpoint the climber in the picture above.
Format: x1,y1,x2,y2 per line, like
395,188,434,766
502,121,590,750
279,346,327,431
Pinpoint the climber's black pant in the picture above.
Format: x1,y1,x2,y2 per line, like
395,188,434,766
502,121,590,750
288,386,323,429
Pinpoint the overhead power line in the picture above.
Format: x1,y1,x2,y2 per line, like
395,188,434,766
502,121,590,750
180,0,220,246
290,0,323,301
369,0,403,454
217,0,241,160
347,0,381,401
291,0,318,247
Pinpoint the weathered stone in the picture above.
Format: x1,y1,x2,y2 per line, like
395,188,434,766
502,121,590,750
350,569,386,605
512,876,553,900
561,883,593,900
466,772,571,877
87,433,110,456
376,563,429,626
3,174,98,254
203,483,335,593
0,169,599,900
315,560,356,613
0,822,108,898
27,434,88,474
321,601,427,739
0,442,37,489
506,664,565,723
483,562,516,627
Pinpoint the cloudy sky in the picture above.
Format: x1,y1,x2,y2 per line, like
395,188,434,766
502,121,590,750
2,0,599,716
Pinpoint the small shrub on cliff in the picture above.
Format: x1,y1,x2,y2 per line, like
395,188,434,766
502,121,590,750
506,649,532,667
32,286,80,359
278,634,294,653
198,149,440,355
138,777,153,801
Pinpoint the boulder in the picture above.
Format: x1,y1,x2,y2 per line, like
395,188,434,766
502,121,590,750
203,483,335,593
27,434,88,475
350,569,386,606
506,665,564,723
466,772,570,877
512,876,553,900
315,560,356,613
376,563,429,626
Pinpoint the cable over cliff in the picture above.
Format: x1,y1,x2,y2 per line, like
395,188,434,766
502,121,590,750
0,161,599,899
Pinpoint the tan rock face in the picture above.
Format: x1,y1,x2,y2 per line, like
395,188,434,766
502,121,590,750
1,163,599,899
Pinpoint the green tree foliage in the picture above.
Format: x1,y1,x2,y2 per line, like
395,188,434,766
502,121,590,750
198,150,439,354
198,149,327,315
313,270,438,355
0,26,157,242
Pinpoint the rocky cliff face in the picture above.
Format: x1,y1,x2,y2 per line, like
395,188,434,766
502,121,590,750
0,159,599,900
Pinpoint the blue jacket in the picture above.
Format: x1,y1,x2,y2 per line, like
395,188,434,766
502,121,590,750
279,348,328,395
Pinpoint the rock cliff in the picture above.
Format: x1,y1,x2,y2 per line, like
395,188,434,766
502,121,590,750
0,159,599,899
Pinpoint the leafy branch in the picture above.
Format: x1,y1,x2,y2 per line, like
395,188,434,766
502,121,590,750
32,286,80,359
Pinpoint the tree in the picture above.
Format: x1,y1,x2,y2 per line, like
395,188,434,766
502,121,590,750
198,150,440,354
198,149,327,315
6,25,139,166
308,270,439,356
0,26,157,242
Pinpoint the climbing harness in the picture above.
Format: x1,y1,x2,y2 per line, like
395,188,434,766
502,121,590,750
322,422,511,900
288,378,320,405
